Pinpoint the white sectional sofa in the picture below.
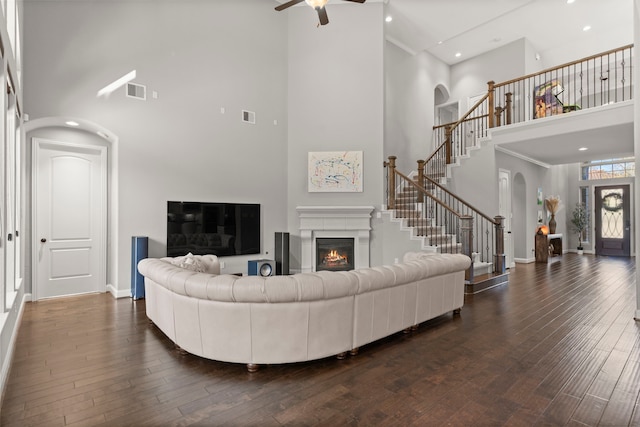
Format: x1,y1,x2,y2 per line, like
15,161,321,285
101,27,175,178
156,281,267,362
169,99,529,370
138,252,471,372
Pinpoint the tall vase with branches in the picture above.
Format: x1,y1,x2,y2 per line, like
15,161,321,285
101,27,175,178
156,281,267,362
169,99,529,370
571,202,589,253
545,195,561,234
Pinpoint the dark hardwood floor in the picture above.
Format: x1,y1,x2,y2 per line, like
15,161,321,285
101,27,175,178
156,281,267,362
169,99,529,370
2,254,639,426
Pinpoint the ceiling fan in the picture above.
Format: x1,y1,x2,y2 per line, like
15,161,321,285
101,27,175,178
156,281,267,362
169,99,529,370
275,0,367,26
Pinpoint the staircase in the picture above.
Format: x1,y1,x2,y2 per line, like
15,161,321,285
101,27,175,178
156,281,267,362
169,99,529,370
384,45,633,293
383,157,506,293
394,184,459,253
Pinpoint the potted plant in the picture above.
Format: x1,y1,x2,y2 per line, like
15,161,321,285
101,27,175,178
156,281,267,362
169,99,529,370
570,202,588,254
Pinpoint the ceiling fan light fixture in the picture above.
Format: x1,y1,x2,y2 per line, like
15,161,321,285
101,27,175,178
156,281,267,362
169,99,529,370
305,0,328,8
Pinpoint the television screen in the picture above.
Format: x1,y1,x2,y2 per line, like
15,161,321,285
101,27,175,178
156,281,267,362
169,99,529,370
167,201,260,257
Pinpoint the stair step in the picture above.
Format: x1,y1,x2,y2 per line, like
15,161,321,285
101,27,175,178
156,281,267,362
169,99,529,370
414,229,445,238
465,271,509,294
473,261,493,276
406,217,434,227
432,242,462,253
396,200,418,208
425,234,454,244
394,209,422,218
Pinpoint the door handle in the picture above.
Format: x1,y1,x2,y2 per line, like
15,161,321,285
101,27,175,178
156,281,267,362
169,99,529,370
40,238,47,243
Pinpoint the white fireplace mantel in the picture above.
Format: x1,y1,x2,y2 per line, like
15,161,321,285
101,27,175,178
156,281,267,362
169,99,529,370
297,206,374,273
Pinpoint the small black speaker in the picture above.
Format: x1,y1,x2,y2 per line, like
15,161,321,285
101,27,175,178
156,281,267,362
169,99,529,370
248,259,275,277
275,232,290,275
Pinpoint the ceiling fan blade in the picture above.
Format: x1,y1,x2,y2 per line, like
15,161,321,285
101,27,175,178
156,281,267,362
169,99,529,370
275,0,305,11
341,0,366,3
317,7,329,25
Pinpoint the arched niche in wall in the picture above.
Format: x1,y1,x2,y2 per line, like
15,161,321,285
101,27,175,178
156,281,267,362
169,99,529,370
24,117,120,297
434,83,458,126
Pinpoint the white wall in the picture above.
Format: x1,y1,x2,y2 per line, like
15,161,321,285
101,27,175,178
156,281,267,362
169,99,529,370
285,3,385,270
23,0,289,289
450,38,530,104
540,10,632,69
384,43,449,173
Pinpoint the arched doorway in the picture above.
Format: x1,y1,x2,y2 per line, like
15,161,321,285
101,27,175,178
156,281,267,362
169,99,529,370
25,117,120,299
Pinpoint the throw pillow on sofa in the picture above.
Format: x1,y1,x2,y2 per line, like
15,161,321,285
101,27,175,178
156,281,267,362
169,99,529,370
172,253,206,272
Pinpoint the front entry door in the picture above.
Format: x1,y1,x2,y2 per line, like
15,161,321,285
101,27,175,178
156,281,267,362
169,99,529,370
34,138,106,299
594,185,630,257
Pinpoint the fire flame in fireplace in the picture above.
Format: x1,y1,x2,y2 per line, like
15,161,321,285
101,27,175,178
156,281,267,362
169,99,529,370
323,249,348,266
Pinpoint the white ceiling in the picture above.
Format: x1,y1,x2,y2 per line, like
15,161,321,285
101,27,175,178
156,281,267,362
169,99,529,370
384,0,633,66
274,0,633,65
380,0,634,166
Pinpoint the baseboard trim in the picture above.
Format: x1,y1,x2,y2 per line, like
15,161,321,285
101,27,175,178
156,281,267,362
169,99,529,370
107,284,131,299
1,292,28,408
514,257,535,264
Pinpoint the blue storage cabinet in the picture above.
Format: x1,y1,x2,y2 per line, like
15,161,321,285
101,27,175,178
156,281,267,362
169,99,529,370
131,236,148,299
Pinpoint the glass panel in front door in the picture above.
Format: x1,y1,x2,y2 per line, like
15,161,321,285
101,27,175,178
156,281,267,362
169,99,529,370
595,185,630,257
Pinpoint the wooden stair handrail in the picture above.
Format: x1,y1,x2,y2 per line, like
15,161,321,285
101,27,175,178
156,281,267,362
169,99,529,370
427,92,490,162
392,168,463,219
433,113,489,131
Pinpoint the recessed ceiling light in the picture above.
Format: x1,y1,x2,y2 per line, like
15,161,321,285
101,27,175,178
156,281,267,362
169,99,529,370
437,41,443,45
567,0,575,4
583,25,591,32
455,52,462,58
65,121,79,127
385,15,392,22
579,147,588,151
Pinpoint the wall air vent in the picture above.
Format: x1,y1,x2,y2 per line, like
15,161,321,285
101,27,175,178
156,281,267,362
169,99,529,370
126,82,146,100
242,110,256,124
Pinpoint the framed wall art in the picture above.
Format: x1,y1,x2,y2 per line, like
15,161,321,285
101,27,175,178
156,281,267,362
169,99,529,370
308,151,363,193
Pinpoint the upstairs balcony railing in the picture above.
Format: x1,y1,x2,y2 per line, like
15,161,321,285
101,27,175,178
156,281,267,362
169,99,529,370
430,44,633,176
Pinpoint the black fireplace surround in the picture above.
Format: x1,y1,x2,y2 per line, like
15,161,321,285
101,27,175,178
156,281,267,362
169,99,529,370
315,237,355,272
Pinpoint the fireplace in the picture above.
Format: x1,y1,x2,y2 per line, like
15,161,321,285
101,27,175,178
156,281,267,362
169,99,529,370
297,206,373,273
316,238,355,271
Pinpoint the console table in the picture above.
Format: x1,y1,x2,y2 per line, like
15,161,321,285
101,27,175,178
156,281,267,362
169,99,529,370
535,233,562,263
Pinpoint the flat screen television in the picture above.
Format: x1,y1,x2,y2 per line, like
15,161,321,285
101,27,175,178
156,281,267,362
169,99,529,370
167,201,260,257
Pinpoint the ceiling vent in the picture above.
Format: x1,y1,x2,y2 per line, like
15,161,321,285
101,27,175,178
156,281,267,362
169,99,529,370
126,82,146,100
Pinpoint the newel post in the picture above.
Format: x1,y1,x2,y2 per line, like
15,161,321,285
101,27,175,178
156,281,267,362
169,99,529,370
445,125,452,164
461,216,474,283
487,81,495,128
495,106,503,127
417,159,425,203
505,92,513,125
385,156,397,209
494,215,506,274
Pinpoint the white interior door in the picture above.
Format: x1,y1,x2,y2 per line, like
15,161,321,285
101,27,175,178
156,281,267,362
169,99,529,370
34,138,106,300
498,169,514,268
